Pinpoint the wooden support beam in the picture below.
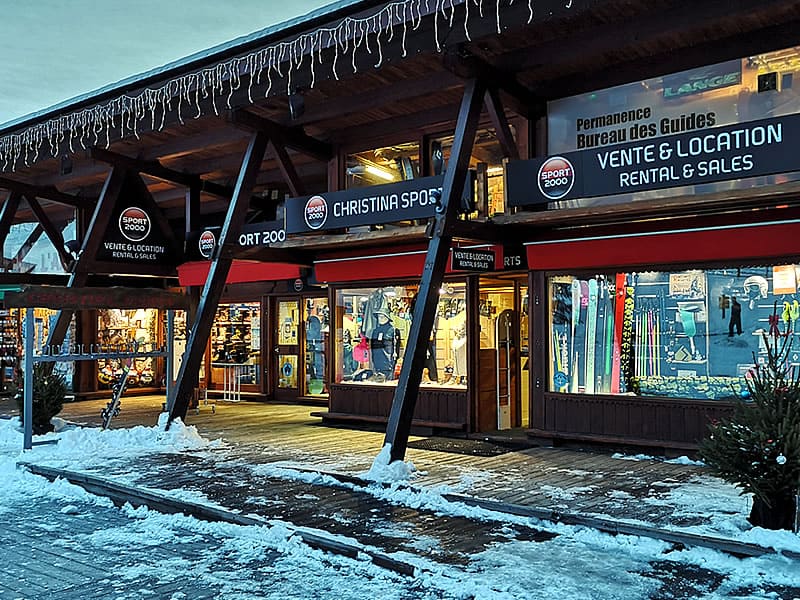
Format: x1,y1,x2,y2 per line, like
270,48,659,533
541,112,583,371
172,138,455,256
10,224,44,272
230,110,333,162
484,87,520,161
0,175,92,210
185,184,200,249
25,196,73,270
384,78,486,463
269,138,306,198
46,167,127,350
90,147,233,199
168,130,269,424
0,192,22,252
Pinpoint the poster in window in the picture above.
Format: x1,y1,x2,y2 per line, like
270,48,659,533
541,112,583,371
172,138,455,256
772,265,797,295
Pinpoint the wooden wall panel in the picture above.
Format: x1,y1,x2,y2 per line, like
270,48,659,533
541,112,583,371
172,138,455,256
532,393,735,449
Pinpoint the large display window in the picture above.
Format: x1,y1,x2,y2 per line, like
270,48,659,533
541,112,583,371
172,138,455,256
97,308,158,389
211,302,261,386
548,264,800,400
334,282,468,388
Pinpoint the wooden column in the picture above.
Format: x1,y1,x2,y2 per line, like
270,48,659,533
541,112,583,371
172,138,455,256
0,192,22,255
168,131,269,423
46,167,126,350
384,79,486,462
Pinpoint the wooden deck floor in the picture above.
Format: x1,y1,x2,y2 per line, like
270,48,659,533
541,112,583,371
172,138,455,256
2,394,720,530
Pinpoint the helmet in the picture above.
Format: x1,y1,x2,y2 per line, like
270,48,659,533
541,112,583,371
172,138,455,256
743,275,768,299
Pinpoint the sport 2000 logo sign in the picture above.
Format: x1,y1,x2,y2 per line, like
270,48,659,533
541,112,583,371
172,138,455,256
198,230,216,258
303,195,328,230
537,156,575,200
118,207,151,242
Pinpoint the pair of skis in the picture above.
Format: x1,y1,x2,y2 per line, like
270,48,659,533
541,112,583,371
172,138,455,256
634,298,662,378
568,278,604,394
101,342,137,429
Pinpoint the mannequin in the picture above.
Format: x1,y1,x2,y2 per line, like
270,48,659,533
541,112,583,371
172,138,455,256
370,308,400,377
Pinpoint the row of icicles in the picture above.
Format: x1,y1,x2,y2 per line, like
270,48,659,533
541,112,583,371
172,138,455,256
0,0,558,172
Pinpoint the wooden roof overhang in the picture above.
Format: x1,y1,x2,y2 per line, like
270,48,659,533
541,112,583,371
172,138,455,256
0,0,799,271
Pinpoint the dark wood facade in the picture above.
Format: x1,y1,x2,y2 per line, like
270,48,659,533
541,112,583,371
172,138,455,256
2,0,800,450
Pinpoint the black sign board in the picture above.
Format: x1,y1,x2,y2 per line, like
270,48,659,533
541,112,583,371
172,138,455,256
502,244,527,270
286,176,443,233
451,248,495,272
187,220,286,260
98,173,174,265
508,113,799,206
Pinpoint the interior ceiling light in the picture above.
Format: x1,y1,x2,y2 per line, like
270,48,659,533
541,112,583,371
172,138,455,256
364,164,396,181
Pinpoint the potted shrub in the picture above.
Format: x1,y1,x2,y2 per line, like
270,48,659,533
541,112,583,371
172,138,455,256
15,363,68,435
699,329,800,531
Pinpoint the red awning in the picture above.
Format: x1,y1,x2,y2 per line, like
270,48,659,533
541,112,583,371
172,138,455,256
177,260,301,286
525,221,800,270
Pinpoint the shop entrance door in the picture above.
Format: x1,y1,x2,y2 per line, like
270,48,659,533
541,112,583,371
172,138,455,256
273,298,300,401
477,280,518,431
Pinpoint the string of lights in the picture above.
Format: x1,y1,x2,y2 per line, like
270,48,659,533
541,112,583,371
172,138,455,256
0,0,551,172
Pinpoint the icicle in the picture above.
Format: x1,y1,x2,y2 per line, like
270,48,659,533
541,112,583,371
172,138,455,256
0,0,527,172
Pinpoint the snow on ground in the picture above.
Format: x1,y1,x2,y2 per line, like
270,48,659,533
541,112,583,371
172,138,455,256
2,416,799,599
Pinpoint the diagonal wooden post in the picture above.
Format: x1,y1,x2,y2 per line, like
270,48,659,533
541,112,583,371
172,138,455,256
46,167,126,350
167,130,269,424
0,192,22,254
384,79,486,462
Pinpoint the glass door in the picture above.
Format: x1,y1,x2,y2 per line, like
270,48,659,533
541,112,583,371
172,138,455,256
303,297,329,397
274,299,299,400
478,280,517,431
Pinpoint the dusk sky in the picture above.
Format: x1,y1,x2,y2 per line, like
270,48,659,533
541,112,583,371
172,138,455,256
0,0,332,125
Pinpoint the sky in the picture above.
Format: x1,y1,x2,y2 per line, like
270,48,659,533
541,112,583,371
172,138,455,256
0,0,333,125
1,414,799,598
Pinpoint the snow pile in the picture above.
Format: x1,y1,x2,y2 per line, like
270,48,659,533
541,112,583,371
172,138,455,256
0,412,217,464
362,443,417,483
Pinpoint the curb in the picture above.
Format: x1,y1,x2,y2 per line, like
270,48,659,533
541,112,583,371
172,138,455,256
18,462,417,577
280,464,800,562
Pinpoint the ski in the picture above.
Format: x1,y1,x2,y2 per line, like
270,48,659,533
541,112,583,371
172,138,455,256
570,279,581,393
595,277,607,393
101,342,137,429
575,281,589,392
585,278,599,394
611,273,626,393
603,280,614,392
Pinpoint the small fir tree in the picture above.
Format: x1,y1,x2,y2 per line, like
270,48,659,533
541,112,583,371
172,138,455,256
15,363,67,435
699,328,800,531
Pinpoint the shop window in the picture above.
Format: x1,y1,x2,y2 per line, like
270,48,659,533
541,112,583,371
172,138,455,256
304,298,329,396
210,302,261,386
346,142,420,189
334,283,467,387
431,128,509,216
97,308,158,389
548,264,800,400
1,308,76,391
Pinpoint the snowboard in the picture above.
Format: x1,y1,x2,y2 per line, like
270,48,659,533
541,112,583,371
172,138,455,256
586,278,599,394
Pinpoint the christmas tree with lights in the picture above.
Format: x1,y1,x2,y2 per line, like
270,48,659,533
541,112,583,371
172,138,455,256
700,321,799,531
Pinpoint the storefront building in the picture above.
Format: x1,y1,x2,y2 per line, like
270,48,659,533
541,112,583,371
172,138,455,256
1,1,798,451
